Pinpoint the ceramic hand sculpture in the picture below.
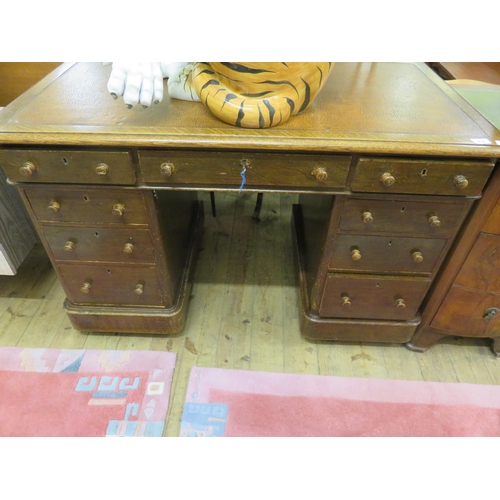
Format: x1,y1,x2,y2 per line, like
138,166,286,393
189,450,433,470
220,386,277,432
107,62,334,128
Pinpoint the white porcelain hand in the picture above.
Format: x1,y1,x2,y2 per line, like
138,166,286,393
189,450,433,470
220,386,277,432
106,62,164,108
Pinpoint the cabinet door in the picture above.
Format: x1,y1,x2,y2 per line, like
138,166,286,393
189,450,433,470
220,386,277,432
454,234,500,293
431,286,500,337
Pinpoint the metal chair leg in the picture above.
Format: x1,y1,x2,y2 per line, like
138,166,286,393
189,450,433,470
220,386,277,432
210,191,216,217
252,192,264,222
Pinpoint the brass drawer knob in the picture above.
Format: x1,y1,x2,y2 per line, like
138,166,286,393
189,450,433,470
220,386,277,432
19,161,36,176
80,282,91,294
351,248,362,261
428,215,441,227
112,203,125,216
361,211,373,224
123,243,134,254
47,200,61,213
160,162,175,177
412,251,424,263
453,175,469,189
341,295,351,307
380,172,395,186
135,283,144,295
395,298,406,308
95,163,109,175
312,166,328,181
63,240,75,252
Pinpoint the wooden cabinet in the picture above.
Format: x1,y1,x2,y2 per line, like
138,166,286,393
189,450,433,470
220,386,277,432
18,172,203,334
293,154,488,343
407,163,500,355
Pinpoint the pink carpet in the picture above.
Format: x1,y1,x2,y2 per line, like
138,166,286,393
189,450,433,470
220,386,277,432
0,347,176,437
180,366,500,436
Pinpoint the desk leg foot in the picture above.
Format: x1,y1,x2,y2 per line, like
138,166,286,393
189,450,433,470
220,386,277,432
491,338,500,357
405,328,448,352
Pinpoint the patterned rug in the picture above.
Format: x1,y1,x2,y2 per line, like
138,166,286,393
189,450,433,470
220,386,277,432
180,366,500,436
0,347,176,437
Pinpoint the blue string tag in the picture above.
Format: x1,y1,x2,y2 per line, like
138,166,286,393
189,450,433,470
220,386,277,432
238,160,247,193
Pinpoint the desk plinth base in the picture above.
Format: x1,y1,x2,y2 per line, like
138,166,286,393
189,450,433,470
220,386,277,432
63,202,204,335
291,204,421,343
64,300,190,335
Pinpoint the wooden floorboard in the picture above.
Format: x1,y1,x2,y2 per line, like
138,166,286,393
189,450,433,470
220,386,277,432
0,192,499,437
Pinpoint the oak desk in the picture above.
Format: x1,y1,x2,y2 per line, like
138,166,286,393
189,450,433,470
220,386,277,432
1,62,499,345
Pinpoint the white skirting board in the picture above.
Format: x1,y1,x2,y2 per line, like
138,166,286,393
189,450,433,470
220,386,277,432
0,244,15,275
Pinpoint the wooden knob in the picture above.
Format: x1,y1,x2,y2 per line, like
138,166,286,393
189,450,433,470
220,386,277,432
351,248,362,261
95,163,109,175
160,162,175,177
362,211,373,224
412,251,423,263
47,200,61,213
341,296,351,307
135,284,144,295
312,166,328,181
80,282,91,293
395,298,406,308
19,161,36,176
453,175,469,189
63,241,75,252
123,243,134,254
112,203,125,216
381,172,395,186
428,215,441,227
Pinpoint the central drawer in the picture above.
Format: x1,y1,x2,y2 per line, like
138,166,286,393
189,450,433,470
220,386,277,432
329,234,447,275
320,273,431,320
58,263,164,307
138,150,351,190
42,226,156,264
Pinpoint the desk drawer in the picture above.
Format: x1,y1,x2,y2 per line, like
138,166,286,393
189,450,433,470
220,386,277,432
351,157,493,196
138,150,350,190
42,226,156,264
320,273,430,320
0,149,136,185
339,197,470,237
58,263,163,306
23,187,148,225
329,234,447,275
